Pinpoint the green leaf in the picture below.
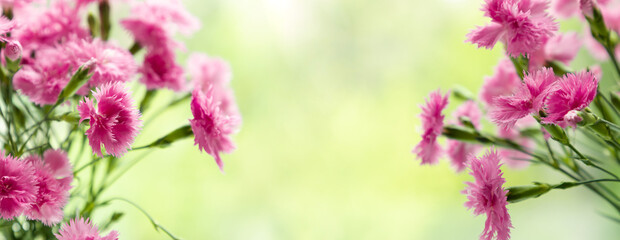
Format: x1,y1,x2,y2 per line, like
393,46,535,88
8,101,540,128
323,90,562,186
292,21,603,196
139,90,157,112
147,125,194,149
56,64,94,105
12,106,26,131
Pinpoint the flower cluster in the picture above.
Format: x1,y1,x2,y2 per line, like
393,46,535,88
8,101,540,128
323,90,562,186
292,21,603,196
415,0,620,239
0,150,72,225
0,0,241,238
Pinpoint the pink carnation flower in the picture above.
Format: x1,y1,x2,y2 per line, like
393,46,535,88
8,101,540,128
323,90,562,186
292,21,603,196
56,217,119,240
447,140,480,172
0,15,15,37
121,17,177,51
121,0,198,50
12,0,89,55
63,39,137,89
0,0,38,8
413,90,449,165
190,88,240,172
188,53,239,117
189,53,232,90
24,151,72,226
550,0,580,18
467,0,558,57
543,70,598,124
479,58,521,106
12,47,72,105
463,148,513,240
127,0,199,36
140,49,185,91
447,101,483,172
0,151,37,219
529,32,582,69
42,149,73,178
78,83,143,157
490,67,558,128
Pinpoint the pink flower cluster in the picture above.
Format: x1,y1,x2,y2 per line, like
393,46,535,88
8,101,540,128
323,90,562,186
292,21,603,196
122,0,199,91
549,0,620,60
0,0,241,237
415,0,614,239
6,0,137,105
490,67,598,128
0,150,72,225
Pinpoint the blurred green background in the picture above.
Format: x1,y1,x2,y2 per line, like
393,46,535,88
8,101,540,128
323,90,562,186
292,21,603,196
95,0,620,239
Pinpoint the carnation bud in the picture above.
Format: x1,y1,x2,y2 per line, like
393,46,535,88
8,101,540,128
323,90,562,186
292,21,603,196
541,123,569,145
452,85,475,101
442,125,478,142
506,183,552,203
580,0,595,19
83,57,97,71
565,110,584,126
575,109,598,126
5,40,22,61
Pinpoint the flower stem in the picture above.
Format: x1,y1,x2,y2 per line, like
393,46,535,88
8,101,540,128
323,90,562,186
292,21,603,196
568,143,620,180
101,197,180,240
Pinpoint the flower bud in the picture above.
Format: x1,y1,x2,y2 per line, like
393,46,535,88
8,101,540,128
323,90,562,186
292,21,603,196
442,125,478,142
541,123,569,145
5,40,22,61
564,110,583,126
506,183,552,203
580,0,595,19
575,109,598,126
452,86,475,101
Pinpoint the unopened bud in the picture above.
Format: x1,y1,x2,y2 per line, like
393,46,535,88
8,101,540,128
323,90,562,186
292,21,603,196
452,86,475,101
575,109,598,126
580,0,595,19
5,40,22,61
564,110,583,126
541,123,569,145
442,125,478,142
83,57,97,71
506,183,552,203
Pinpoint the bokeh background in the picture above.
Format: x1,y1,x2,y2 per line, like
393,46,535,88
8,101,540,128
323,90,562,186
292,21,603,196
94,0,620,239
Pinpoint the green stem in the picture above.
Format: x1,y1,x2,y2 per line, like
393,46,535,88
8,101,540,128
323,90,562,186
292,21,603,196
568,143,620,180
17,104,60,154
604,46,620,79
519,148,620,213
102,197,180,240
597,90,620,120
129,42,142,55
74,157,103,175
